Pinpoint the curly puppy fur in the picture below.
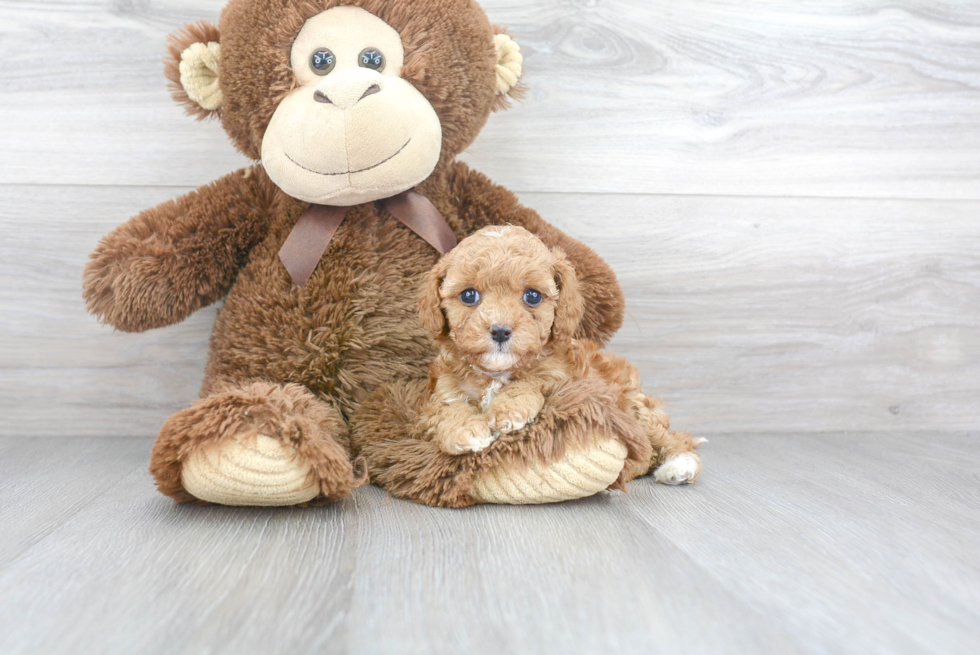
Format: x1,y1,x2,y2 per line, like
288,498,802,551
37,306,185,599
420,226,701,475
84,0,625,504
350,228,701,507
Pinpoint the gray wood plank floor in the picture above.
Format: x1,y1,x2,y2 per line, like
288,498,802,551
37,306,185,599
0,433,977,655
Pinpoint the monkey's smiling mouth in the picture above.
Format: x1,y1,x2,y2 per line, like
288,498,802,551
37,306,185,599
285,139,412,176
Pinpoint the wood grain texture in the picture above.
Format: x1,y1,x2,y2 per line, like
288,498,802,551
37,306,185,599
0,185,215,439
630,432,980,655
345,483,803,655
2,185,977,437
0,433,977,654
1,1,979,198
0,437,148,567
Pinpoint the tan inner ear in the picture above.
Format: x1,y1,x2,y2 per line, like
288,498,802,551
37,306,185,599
179,42,223,111
493,34,523,95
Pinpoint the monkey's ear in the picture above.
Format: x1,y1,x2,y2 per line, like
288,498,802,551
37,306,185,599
491,27,525,111
418,260,451,341
550,247,585,344
164,21,223,120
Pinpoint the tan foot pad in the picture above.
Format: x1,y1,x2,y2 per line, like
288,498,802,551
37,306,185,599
470,437,628,505
181,434,319,506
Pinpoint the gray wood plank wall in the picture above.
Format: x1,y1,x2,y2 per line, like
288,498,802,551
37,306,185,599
1,0,978,438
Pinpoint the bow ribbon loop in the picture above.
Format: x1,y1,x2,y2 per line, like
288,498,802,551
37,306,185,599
278,189,457,287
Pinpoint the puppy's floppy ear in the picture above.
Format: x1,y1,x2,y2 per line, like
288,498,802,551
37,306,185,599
165,21,223,120
550,247,585,343
418,258,451,341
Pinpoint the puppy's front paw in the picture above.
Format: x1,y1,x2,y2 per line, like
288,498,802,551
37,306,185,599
653,453,702,485
437,419,497,455
486,401,539,434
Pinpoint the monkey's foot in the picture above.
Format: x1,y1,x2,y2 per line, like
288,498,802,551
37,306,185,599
470,436,628,505
151,381,355,506
181,433,320,506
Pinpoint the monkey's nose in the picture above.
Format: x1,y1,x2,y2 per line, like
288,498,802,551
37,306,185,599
313,83,382,109
491,325,513,344
360,84,381,100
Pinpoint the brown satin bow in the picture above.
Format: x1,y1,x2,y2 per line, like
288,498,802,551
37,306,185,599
278,189,457,287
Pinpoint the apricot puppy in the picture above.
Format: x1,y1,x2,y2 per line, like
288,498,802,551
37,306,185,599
417,226,703,484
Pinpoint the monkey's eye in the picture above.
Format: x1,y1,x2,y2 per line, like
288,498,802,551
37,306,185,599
523,289,543,307
459,289,481,306
359,48,386,72
310,48,337,75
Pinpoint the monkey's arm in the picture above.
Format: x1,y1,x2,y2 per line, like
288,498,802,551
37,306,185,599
83,167,275,333
446,162,625,346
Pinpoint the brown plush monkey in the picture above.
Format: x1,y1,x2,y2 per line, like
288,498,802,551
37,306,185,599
84,0,642,507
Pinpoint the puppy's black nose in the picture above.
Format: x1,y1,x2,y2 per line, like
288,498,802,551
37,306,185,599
491,325,513,344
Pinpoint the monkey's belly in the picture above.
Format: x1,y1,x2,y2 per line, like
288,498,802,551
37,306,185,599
203,228,439,411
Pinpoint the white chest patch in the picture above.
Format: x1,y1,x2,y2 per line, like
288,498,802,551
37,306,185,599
479,375,511,412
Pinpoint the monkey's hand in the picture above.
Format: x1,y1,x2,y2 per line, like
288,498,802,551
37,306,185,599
83,168,271,332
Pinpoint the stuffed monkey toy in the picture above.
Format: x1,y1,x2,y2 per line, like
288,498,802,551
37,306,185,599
84,0,661,507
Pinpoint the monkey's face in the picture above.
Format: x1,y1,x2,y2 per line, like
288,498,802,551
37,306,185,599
260,7,442,206
166,0,525,203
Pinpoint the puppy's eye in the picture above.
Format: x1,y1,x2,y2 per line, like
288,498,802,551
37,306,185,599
359,48,386,72
310,48,336,75
523,289,543,307
459,289,481,306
